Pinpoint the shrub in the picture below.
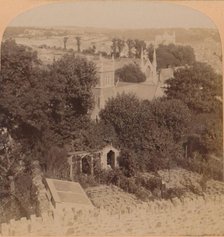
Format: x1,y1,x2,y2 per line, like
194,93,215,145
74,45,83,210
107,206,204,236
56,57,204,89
135,187,151,201
115,63,146,83
74,174,98,189
117,149,138,177
119,176,138,193
163,187,185,200
135,174,162,193
14,173,38,215
43,146,70,179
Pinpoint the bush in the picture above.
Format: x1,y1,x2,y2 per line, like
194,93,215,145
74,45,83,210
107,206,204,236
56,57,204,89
135,187,151,201
117,149,138,177
162,187,185,200
115,63,146,83
43,146,70,179
119,176,138,193
74,174,98,189
135,174,162,193
93,168,151,201
14,173,38,215
0,172,38,223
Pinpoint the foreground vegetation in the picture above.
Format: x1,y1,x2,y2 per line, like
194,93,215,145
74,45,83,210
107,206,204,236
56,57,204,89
0,39,222,222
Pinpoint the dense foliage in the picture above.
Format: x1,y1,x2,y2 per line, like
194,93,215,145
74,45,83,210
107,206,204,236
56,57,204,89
0,39,98,154
164,62,222,155
115,63,146,83
100,93,191,172
0,35,222,216
111,38,146,58
0,39,101,222
164,61,223,179
165,62,222,114
148,44,196,69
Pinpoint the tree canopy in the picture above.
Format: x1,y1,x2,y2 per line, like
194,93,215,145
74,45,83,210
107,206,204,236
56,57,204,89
0,40,98,154
100,93,191,171
164,61,223,160
164,62,222,114
148,43,196,69
115,63,146,83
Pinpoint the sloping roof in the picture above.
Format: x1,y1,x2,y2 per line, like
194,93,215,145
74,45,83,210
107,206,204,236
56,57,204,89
45,178,93,208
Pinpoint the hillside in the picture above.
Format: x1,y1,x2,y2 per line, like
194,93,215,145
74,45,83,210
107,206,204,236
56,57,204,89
1,168,224,236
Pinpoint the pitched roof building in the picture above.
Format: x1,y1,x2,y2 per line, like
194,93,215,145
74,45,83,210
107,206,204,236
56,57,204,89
91,48,173,120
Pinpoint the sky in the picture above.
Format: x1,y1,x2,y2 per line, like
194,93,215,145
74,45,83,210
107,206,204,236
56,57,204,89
9,1,216,29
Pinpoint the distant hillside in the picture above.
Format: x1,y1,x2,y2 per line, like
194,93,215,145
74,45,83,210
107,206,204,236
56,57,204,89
3,26,220,44
2,26,222,74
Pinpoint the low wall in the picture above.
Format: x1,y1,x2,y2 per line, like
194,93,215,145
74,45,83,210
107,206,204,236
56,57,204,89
1,194,224,236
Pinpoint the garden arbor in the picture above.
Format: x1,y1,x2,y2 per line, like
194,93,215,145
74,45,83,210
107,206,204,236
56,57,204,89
67,144,120,180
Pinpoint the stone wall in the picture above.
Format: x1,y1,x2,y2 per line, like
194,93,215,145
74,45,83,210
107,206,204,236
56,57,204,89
1,194,224,236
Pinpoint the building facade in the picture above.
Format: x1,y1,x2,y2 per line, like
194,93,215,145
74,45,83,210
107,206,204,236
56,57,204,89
91,49,173,120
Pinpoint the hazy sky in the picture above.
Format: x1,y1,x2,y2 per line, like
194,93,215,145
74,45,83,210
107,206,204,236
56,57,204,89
9,1,216,29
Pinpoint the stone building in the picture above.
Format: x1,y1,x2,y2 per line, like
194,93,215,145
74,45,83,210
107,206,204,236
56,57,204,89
91,48,173,120
67,144,120,179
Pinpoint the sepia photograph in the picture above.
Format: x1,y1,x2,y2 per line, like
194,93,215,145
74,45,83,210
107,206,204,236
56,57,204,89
0,0,223,236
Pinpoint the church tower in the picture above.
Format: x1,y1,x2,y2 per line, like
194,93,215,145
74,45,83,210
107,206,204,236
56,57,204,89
152,47,158,84
140,46,158,85
97,54,115,88
91,54,116,120
140,46,144,71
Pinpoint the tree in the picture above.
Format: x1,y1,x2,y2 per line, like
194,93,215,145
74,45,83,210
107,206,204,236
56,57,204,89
82,45,96,55
75,36,81,52
134,39,146,58
165,62,222,114
147,43,195,69
187,113,223,157
117,39,125,58
0,40,98,154
126,39,135,58
164,61,223,167
0,39,47,149
41,53,98,147
0,127,38,223
0,128,25,182
71,120,118,151
99,93,143,148
44,146,69,179
145,98,191,142
111,38,117,57
63,36,68,50
100,93,184,172
115,63,146,83
118,149,138,177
